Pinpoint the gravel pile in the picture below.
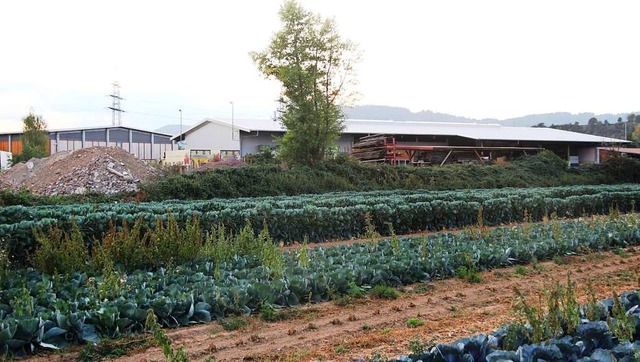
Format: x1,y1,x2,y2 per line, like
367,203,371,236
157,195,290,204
0,147,163,195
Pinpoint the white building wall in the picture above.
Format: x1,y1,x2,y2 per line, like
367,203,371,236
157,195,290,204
578,147,598,163
240,133,279,156
185,122,240,152
239,133,357,156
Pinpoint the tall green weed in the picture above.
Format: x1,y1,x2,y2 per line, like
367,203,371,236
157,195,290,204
33,220,88,274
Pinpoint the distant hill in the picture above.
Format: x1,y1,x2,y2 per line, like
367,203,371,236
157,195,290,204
343,105,636,128
154,124,191,136
343,105,475,123
501,112,631,127
540,114,639,141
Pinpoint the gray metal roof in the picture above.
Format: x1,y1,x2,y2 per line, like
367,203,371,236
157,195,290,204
0,125,173,137
204,118,629,144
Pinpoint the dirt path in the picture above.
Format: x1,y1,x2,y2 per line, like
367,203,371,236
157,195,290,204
30,247,640,362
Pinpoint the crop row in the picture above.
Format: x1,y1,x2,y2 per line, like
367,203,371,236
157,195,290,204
0,214,639,356
1,185,640,262
2,184,639,225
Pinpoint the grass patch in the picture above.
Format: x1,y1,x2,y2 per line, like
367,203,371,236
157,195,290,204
456,266,482,283
79,336,154,361
613,248,629,258
514,265,532,276
406,317,425,328
552,255,569,265
412,283,436,294
219,316,248,331
370,285,399,300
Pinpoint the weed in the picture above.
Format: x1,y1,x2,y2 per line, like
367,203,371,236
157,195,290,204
219,316,248,331
456,266,482,283
362,323,371,331
79,336,154,361
333,295,354,307
514,265,531,276
364,212,380,241
33,220,88,274
613,248,629,258
10,285,34,318
617,270,636,282
412,283,436,294
608,291,635,342
408,335,430,356
406,317,424,328
297,236,310,268
257,221,284,278
513,287,548,343
387,223,401,257
145,309,189,362
98,263,129,300
455,252,482,283
347,281,366,298
552,255,568,265
380,327,392,336
531,257,547,272
371,285,399,300
583,278,604,321
368,350,388,362
512,276,581,343
609,204,621,220
335,345,346,354
260,303,281,322
502,324,529,351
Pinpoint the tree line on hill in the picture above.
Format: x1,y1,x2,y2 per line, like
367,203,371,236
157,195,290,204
532,113,640,144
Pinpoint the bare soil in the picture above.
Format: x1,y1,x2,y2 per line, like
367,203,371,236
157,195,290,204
28,247,640,362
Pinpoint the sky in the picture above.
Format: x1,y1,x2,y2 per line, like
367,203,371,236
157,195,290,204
1,0,639,132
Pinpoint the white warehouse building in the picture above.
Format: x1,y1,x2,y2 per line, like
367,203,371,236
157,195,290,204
172,118,629,165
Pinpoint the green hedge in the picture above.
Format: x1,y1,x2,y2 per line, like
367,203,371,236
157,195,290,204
140,152,640,201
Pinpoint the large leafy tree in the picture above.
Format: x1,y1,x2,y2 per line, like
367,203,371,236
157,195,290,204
252,0,359,165
13,112,49,163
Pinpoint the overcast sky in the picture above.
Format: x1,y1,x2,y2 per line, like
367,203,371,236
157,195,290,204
1,0,639,132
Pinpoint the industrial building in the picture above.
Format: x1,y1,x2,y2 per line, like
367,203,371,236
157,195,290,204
0,125,174,161
172,118,629,165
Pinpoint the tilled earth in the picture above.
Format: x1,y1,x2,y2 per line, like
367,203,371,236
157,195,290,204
27,247,640,362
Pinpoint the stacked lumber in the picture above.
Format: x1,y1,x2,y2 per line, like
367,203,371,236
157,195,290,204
350,134,392,162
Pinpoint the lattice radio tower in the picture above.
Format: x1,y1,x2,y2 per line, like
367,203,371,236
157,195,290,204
108,81,125,126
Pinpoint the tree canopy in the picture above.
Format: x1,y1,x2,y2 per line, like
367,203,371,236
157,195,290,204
13,112,49,163
251,0,359,165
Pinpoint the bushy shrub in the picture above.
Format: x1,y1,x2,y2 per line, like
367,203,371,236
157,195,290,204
142,153,581,201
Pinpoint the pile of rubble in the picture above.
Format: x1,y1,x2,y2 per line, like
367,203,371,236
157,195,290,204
0,147,163,195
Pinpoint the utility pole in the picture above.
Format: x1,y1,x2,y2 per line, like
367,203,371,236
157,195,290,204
230,101,235,140
179,109,183,141
108,81,124,126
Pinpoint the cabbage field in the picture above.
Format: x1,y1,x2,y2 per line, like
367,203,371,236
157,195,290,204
1,184,640,264
388,290,640,362
1,212,640,357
